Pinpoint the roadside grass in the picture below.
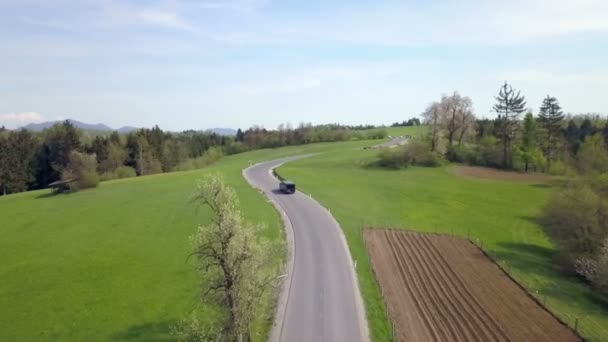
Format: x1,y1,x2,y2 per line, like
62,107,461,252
278,145,608,341
0,139,374,341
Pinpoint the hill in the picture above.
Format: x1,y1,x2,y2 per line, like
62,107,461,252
22,119,113,132
19,120,236,135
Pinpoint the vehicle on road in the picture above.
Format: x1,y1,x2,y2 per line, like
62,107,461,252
279,180,296,194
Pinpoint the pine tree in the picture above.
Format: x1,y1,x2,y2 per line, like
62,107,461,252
493,82,527,169
516,112,543,172
537,95,564,168
3,130,39,193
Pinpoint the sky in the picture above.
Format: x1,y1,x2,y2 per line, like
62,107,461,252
1,0,607,131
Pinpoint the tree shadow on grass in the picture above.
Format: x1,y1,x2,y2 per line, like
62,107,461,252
112,320,176,342
493,241,559,280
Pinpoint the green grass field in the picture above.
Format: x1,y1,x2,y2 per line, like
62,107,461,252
0,139,376,341
278,136,608,341
4,128,606,341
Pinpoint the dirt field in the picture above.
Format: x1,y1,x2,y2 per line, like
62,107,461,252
456,165,552,182
364,229,581,342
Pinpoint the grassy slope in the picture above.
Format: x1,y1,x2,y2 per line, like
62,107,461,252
0,140,372,341
278,134,608,341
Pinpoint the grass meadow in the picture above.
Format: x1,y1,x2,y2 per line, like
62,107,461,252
0,139,374,341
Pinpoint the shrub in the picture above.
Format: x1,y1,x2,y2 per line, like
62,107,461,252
577,134,608,175
174,147,224,172
542,179,608,272
115,166,137,179
575,239,608,302
224,142,248,155
377,148,408,169
472,136,503,168
548,160,574,176
446,145,475,164
376,138,443,169
100,166,137,181
403,139,445,167
365,129,388,140
62,151,100,191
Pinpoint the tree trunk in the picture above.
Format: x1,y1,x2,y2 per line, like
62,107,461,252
502,135,509,169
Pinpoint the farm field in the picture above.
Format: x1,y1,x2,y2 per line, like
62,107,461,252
0,138,375,341
277,132,608,341
365,229,581,342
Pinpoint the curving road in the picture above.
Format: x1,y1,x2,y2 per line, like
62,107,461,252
244,156,368,342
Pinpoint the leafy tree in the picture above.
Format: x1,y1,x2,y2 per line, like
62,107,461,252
0,134,8,195
1,130,39,194
100,143,127,172
42,121,81,180
62,151,100,191
516,112,544,172
181,174,279,341
603,121,608,147
564,119,580,155
579,118,597,142
577,134,608,174
493,82,527,169
537,95,564,168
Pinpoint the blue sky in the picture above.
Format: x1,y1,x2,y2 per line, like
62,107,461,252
1,0,607,131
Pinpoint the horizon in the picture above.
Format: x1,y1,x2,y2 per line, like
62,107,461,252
1,0,608,131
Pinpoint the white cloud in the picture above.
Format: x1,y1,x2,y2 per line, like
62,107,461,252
0,112,45,128
139,8,192,30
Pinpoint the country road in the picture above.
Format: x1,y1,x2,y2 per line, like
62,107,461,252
244,156,368,342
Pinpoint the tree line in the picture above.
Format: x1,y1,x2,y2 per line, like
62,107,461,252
0,121,388,195
417,82,608,175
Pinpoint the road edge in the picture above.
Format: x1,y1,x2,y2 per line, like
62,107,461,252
242,163,295,342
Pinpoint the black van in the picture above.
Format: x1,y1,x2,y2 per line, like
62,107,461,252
279,180,296,194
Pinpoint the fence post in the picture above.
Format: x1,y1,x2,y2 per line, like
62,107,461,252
575,317,579,333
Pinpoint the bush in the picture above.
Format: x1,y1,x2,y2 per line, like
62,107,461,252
575,239,608,302
542,179,608,272
548,160,574,176
446,145,475,163
174,147,224,172
62,151,100,191
577,134,608,175
403,139,444,167
224,142,248,155
115,166,137,179
100,166,137,181
377,148,408,169
364,129,388,140
472,136,503,168
376,138,443,169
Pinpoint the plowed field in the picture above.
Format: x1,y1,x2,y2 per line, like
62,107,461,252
364,229,581,342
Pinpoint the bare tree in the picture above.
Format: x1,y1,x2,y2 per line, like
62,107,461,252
182,174,280,342
457,109,476,146
422,101,442,152
440,91,474,147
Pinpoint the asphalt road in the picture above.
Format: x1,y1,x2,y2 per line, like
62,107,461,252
244,156,368,342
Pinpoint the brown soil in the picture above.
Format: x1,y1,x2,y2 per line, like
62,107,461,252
456,165,552,182
364,229,581,342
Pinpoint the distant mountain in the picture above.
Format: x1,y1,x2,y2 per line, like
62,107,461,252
20,120,237,136
117,126,139,134
22,119,113,132
209,128,237,136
